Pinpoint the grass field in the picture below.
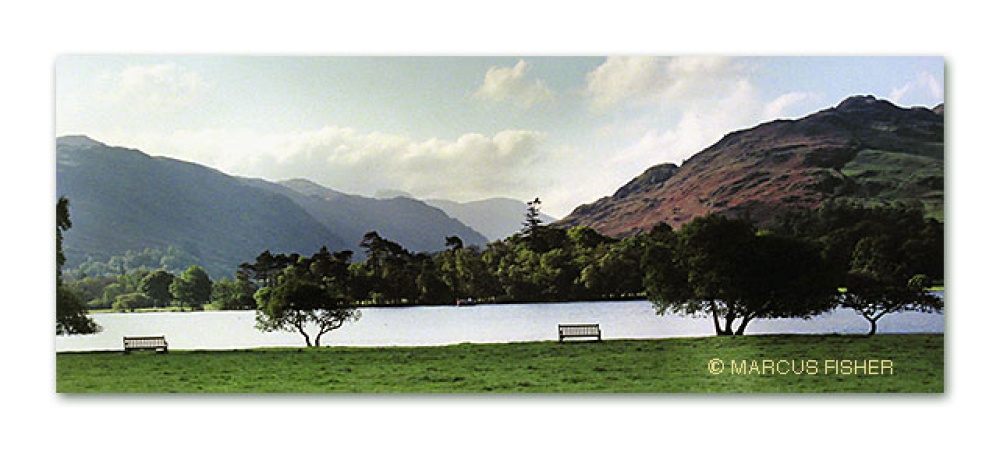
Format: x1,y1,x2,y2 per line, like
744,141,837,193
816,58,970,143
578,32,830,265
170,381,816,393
56,334,943,393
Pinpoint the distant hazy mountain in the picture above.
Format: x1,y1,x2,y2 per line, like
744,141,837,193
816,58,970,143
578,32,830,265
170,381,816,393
373,189,415,199
257,178,489,253
558,95,944,236
56,136,344,279
424,198,557,242
57,137,489,279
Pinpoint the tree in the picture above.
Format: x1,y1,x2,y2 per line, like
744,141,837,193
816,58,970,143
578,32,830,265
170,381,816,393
772,202,945,334
113,292,152,312
170,265,212,310
840,236,943,335
140,270,175,308
445,235,464,251
643,214,837,335
252,248,361,346
211,271,258,310
56,196,100,335
359,232,417,304
521,197,543,237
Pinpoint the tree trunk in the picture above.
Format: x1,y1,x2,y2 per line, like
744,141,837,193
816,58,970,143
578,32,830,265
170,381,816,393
298,327,314,347
710,302,725,336
735,315,753,335
721,309,736,335
866,317,878,336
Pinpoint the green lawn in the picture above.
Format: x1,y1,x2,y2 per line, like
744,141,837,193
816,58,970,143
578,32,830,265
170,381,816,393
56,334,943,393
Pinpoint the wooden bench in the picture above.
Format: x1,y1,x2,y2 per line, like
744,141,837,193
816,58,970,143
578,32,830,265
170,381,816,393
558,324,602,342
123,336,168,354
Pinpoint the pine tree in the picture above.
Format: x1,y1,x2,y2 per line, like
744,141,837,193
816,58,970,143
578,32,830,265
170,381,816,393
522,197,543,237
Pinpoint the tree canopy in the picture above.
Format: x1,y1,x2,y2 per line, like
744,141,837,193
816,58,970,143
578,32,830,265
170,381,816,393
771,202,944,334
56,196,100,335
250,247,361,347
643,214,838,335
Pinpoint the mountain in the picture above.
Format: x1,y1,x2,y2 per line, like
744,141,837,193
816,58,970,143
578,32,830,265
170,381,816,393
56,136,345,279
251,178,489,253
57,137,489,279
424,198,557,242
558,95,944,236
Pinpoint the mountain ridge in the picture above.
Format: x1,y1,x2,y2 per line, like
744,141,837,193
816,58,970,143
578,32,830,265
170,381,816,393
557,95,944,235
56,136,344,279
57,137,488,278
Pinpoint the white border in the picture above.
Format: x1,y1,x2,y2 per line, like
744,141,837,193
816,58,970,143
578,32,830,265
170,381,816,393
7,1,996,448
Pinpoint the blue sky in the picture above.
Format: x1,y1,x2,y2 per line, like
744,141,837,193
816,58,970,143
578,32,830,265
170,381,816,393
56,55,944,218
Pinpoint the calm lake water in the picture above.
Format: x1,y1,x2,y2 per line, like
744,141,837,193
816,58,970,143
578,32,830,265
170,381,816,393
55,295,945,352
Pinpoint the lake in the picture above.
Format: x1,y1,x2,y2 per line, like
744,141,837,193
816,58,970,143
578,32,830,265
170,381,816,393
55,295,945,352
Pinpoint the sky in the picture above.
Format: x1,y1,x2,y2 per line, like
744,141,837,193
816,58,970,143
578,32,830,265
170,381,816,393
55,55,944,218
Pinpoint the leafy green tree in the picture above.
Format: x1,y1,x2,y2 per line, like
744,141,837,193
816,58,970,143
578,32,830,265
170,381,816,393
580,235,645,298
643,214,837,335
113,292,153,312
252,248,361,347
140,270,175,307
841,237,943,335
64,276,116,309
772,202,945,333
414,254,452,305
360,232,418,304
56,196,100,335
100,282,127,309
438,244,497,301
211,271,258,310
170,265,213,310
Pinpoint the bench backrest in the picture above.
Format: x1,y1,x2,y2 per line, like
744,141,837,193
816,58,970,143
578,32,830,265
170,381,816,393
559,324,600,335
123,336,168,348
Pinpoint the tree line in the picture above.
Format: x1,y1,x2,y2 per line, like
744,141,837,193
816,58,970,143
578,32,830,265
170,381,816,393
57,196,943,341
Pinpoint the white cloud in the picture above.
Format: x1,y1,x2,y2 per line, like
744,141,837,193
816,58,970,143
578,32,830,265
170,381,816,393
473,59,554,108
584,56,742,110
122,127,550,204
890,71,944,105
762,91,821,120
610,78,760,171
100,62,207,111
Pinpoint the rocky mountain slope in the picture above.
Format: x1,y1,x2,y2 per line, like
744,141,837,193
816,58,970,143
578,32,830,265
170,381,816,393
558,96,944,236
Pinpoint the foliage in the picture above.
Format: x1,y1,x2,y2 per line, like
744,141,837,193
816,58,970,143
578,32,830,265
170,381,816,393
169,265,213,310
211,271,258,310
251,247,361,346
643,214,838,335
67,246,202,279
112,292,152,312
61,193,943,341
139,270,175,308
56,197,100,335
56,286,101,335
521,197,543,237
770,201,944,334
